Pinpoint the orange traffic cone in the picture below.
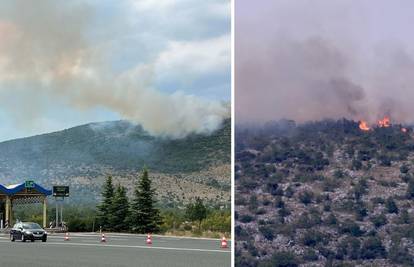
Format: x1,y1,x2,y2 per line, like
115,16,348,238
64,232,70,241
220,236,228,248
101,233,106,242
146,234,152,245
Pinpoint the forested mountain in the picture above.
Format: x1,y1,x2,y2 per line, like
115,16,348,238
0,119,230,207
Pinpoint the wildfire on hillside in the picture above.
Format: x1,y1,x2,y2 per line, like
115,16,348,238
358,116,409,133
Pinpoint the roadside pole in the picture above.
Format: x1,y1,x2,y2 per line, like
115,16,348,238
55,200,59,228
52,186,69,230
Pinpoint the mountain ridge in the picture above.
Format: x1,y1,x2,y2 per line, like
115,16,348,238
0,119,230,206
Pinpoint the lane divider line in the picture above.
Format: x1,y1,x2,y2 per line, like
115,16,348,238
37,241,230,253
43,233,227,241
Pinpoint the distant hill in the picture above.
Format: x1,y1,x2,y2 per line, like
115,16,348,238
0,119,230,206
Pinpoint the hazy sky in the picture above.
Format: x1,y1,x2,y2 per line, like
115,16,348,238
236,0,414,125
0,0,230,141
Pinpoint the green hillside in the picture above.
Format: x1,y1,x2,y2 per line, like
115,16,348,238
236,119,414,266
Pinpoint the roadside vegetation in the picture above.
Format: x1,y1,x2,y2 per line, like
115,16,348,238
13,168,230,238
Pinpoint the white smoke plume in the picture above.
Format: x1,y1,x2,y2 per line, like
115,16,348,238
0,0,229,138
236,0,414,125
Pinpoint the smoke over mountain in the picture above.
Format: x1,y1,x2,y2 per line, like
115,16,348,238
236,0,414,125
0,0,229,138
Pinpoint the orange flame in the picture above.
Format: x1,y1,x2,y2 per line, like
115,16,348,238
377,116,391,128
359,116,407,132
359,120,370,131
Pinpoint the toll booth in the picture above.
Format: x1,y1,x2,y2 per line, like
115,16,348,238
0,182,52,228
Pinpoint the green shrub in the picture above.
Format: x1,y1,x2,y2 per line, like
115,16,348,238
322,177,340,192
295,212,321,229
351,159,362,170
259,251,299,267
407,179,414,199
354,202,367,221
371,214,387,228
385,197,399,214
401,173,411,183
400,164,410,174
339,219,363,237
352,179,368,200
274,196,284,208
240,214,254,223
334,169,345,179
284,186,294,198
256,208,266,215
278,206,291,218
259,225,274,241
360,236,386,259
324,213,337,226
337,236,361,260
389,243,414,265
303,249,318,262
298,190,314,205
396,210,411,224
301,230,326,247
371,197,385,205
201,210,231,233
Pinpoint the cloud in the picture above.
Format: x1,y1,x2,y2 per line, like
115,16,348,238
130,0,175,10
128,0,230,41
155,35,230,87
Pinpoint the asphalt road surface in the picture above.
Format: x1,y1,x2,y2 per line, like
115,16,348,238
0,232,231,267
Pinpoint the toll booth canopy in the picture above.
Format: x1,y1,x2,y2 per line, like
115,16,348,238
0,182,51,228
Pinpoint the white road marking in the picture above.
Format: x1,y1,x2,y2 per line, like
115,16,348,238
47,236,129,241
48,232,227,241
48,242,231,253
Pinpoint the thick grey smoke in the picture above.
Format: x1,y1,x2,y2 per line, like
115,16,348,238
236,0,414,125
0,0,229,138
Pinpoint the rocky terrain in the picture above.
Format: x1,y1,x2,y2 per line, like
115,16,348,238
236,119,414,266
0,119,230,207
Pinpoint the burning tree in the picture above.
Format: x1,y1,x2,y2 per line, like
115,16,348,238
358,116,411,134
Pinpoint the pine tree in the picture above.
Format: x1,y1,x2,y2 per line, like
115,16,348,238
129,168,162,233
97,176,115,230
109,184,130,232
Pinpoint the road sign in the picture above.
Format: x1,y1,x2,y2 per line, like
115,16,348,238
25,180,35,188
53,186,69,197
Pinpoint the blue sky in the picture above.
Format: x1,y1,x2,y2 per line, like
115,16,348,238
0,0,230,141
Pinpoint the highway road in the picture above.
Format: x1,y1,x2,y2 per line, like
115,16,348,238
0,232,231,267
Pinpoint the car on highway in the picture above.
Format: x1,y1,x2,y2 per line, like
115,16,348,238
10,222,47,242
